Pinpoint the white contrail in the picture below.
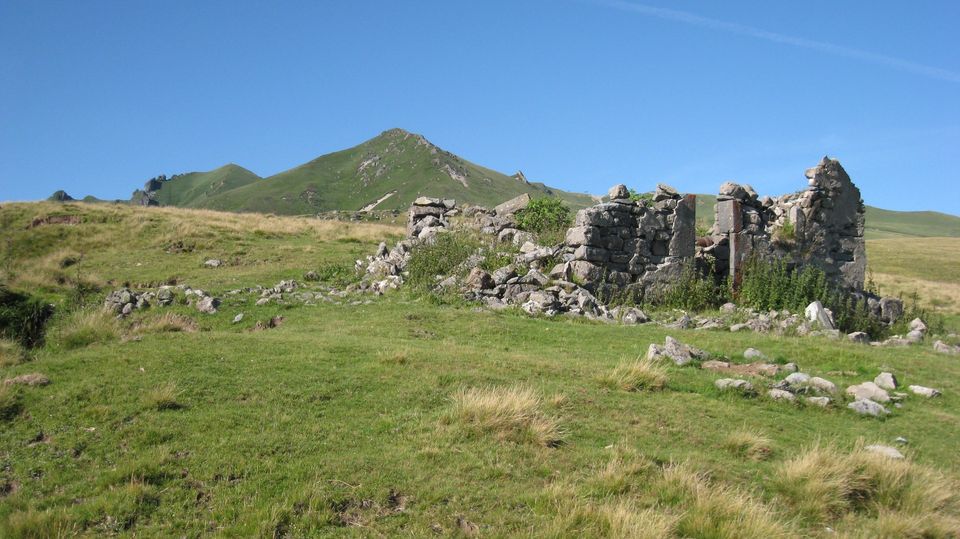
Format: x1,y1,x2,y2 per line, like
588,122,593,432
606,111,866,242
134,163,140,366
591,0,960,83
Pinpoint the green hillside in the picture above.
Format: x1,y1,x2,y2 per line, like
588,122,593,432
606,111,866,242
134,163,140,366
692,194,959,239
149,164,262,207
863,207,960,239
196,129,595,214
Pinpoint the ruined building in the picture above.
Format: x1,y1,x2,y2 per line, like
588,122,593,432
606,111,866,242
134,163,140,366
395,157,867,302
704,156,866,290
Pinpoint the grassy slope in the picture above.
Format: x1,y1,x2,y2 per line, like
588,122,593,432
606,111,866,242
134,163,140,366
1,203,959,536
867,237,960,316
198,129,596,214
150,164,262,208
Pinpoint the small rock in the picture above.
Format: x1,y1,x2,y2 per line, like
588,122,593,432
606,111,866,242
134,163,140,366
784,372,811,385
895,436,908,445
865,444,904,459
805,396,831,407
933,340,960,355
232,313,244,324
847,331,870,344
743,348,766,360
715,378,754,393
466,267,494,290
846,382,890,403
909,318,927,334
195,296,221,314
808,377,837,394
607,184,630,200
905,330,924,343
908,385,941,398
3,373,50,386
873,372,898,391
768,389,796,401
720,302,737,315
255,297,270,306
701,360,731,371
204,259,222,268
781,362,799,373
848,399,889,417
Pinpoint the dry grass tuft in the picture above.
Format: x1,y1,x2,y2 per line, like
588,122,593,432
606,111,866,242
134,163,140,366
772,442,960,534
144,382,182,411
600,356,667,392
52,309,121,350
653,463,790,538
723,429,774,461
446,385,564,447
587,446,655,497
549,453,791,538
131,312,199,335
0,339,26,367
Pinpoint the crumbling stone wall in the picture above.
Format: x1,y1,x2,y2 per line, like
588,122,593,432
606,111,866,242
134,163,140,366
554,183,696,293
706,157,866,290
407,196,457,239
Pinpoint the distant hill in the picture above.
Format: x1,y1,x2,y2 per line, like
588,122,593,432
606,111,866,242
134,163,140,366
145,164,262,208
95,129,594,214
692,194,960,239
195,129,594,213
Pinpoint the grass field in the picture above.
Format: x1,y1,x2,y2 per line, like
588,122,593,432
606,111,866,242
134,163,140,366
867,237,960,317
1,203,959,537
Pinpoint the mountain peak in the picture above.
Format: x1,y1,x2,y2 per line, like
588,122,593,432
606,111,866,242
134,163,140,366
377,128,435,149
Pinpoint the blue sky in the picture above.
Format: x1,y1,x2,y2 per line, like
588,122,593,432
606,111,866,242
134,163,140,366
1,0,958,214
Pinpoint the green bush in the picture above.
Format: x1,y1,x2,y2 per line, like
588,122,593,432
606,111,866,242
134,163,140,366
515,198,572,244
313,262,356,287
736,256,890,337
0,284,54,348
628,189,653,203
406,231,482,291
649,262,728,311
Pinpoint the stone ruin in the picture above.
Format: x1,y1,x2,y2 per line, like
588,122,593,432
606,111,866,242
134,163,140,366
703,156,866,291
360,156,903,327
554,183,696,297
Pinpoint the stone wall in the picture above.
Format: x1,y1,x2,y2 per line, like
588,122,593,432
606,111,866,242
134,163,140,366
407,196,457,239
553,183,697,294
706,157,866,290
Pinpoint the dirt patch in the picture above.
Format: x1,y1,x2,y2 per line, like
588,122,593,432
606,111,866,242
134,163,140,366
27,215,82,228
332,489,410,528
3,373,51,386
250,316,284,331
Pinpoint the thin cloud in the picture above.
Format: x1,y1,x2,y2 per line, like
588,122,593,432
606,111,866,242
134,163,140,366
591,0,960,83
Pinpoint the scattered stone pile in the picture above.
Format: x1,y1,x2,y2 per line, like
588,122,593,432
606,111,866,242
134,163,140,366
699,343,943,416
104,285,221,316
104,288,150,316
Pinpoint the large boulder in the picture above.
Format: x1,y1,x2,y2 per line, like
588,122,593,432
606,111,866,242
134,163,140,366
804,301,835,330
494,193,531,216
195,296,221,314
846,382,890,403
